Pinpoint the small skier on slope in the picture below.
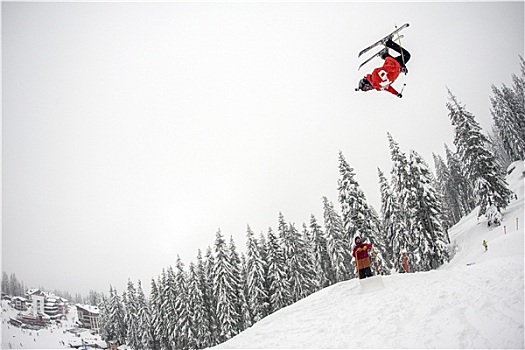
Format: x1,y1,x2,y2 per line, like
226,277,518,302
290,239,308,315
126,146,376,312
353,236,374,279
356,38,411,97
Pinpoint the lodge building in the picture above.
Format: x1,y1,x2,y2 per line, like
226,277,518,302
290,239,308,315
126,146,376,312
76,303,101,334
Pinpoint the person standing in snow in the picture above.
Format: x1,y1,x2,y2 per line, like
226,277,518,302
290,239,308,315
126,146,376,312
356,38,411,97
483,240,488,252
353,236,374,279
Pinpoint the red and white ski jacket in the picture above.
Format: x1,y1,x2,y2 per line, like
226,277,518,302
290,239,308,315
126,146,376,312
366,56,402,95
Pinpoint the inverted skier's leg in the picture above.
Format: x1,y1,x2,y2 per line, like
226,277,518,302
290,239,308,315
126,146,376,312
385,38,411,66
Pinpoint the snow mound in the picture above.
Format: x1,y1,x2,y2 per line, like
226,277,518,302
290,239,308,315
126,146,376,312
215,161,524,349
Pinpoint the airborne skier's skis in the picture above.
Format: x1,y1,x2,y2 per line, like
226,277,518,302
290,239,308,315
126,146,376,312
358,35,404,70
355,23,411,97
358,48,385,71
358,23,409,58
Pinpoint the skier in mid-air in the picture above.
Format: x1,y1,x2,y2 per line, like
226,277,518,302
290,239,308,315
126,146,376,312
353,236,374,279
356,37,411,97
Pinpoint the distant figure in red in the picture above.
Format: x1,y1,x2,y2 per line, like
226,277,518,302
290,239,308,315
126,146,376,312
356,38,411,97
353,236,374,279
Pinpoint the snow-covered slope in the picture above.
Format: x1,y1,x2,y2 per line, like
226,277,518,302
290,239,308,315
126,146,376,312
216,161,524,349
1,304,104,349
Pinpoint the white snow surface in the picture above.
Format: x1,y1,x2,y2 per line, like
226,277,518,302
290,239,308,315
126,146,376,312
216,161,525,349
1,305,103,349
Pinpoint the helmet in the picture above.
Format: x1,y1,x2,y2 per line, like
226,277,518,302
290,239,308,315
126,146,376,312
357,77,373,91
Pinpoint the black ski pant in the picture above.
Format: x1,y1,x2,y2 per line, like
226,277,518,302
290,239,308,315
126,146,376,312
358,267,373,279
385,38,411,67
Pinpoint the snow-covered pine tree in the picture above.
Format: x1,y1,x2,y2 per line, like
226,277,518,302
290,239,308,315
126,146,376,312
110,286,127,346
246,225,269,323
257,231,271,315
98,291,110,344
195,249,214,348
186,263,198,350
123,280,141,350
135,280,154,349
87,291,103,312
98,295,111,344
377,167,407,273
433,154,460,227
278,212,318,299
322,197,351,281
444,144,476,217
1,272,8,296
174,256,190,349
2,273,20,297
162,266,179,349
150,278,166,350
337,151,375,242
301,223,321,294
238,254,253,331
366,206,389,275
387,133,411,222
490,57,525,163
408,150,450,270
152,272,170,350
309,215,332,288
228,236,246,334
387,134,423,271
187,261,210,350
277,212,288,241
489,125,514,171
282,221,308,303
486,203,503,227
265,227,292,312
213,230,239,343
514,56,525,133
295,223,319,298
204,247,219,345
258,232,268,264
491,84,525,164
447,90,513,217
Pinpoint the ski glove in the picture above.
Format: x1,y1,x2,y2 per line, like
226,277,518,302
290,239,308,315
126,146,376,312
397,93,403,98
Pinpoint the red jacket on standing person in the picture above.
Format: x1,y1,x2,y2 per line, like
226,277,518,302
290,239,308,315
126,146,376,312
353,241,373,270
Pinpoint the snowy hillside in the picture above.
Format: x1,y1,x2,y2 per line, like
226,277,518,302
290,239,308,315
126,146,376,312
216,161,524,349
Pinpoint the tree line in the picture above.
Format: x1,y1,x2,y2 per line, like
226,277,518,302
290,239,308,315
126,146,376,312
1,271,104,306
99,57,523,349
1,272,27,298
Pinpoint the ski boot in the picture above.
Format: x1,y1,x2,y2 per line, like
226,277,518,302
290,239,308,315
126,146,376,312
379,47,390,60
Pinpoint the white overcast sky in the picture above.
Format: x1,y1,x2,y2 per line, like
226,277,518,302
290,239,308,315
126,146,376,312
2,1,523,296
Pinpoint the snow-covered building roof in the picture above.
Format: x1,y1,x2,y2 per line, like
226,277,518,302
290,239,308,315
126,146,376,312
75,304,100,315
12,296,28,302
26,288,42,296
